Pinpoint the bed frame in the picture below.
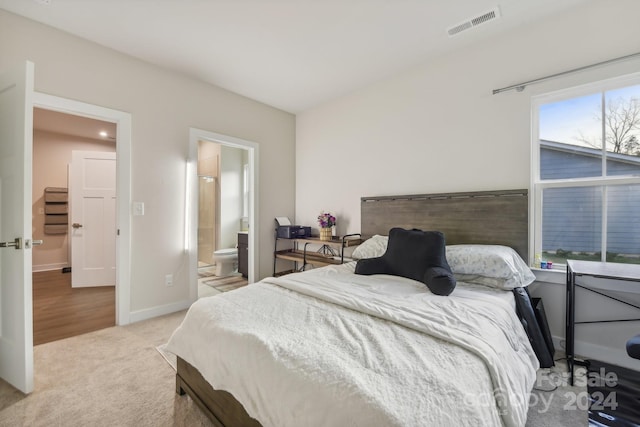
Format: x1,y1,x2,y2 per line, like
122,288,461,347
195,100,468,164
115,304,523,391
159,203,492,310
360,189,529,261
175,188,529,426
176,356,261,427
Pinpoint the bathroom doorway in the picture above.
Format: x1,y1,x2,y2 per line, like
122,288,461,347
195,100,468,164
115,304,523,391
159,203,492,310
195,137,253,298
188,128,259,301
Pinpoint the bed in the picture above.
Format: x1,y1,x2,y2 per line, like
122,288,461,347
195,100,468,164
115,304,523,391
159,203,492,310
166,189,546,427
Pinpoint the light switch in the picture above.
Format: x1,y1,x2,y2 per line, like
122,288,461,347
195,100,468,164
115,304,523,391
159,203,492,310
133,201,145,216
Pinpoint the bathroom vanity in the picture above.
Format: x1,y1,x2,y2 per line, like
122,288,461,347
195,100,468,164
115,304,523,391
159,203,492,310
238,232,248,278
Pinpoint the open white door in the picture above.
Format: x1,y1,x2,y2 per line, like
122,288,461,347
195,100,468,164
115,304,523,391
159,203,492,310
0,61,35,394
70,151,116,288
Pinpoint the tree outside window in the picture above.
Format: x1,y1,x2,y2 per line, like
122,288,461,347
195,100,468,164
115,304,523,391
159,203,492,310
533,78,640,266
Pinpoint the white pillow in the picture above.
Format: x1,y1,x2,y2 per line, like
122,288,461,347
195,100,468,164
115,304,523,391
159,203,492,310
445,244,536,289
351,235,388,259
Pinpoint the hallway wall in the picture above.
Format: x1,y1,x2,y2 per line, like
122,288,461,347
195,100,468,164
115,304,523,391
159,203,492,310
32,129,115,271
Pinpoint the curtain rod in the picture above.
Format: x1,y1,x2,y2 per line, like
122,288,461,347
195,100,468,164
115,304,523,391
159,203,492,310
492,51,640,95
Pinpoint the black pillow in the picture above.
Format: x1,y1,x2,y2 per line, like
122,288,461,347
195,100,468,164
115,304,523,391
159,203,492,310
355,228,456,296
424,266,457,296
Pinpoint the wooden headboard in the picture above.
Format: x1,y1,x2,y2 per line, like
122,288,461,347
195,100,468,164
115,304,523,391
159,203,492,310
361,189,529,261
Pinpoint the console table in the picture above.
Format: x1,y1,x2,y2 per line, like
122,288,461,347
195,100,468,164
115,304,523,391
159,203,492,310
565,260,640,385
273,233,361,277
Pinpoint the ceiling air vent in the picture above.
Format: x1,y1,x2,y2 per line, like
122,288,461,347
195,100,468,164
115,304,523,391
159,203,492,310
447,7,501,37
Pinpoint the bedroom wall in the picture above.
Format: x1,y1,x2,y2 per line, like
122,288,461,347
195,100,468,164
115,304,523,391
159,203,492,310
32,129,116,272
296,0,640,369
0,10,295,319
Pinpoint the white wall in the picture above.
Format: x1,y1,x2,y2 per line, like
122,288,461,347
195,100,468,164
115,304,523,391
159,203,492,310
32,129,115,271
0,10,295,318
296,0,640,235
296,0,640,368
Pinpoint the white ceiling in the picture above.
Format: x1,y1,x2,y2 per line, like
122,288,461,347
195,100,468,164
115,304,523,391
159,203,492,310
1,0,590,113
34,107,117,141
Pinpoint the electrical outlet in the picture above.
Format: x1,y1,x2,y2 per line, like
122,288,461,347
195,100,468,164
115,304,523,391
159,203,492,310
165,274,173,286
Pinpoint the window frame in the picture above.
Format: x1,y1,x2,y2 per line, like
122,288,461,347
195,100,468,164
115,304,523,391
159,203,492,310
530,72,640,268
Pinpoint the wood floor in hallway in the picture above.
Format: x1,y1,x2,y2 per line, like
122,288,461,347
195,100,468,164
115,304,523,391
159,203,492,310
33,269,115,345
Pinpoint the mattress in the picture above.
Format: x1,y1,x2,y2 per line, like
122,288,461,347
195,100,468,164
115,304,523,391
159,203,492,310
166,262,538,427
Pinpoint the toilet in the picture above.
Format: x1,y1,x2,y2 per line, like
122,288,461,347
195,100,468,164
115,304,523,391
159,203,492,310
212,248,238,277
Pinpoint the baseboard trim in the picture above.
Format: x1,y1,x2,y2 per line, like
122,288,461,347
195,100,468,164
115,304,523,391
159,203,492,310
552,335,640,371
128,299,193,324
32,263,68,273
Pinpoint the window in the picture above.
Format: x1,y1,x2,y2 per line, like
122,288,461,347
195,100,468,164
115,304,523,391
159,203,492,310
532,74,640,267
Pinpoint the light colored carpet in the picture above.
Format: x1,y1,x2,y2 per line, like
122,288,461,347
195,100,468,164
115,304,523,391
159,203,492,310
0,310,214,427
0,308,587,427
525,360,588,427
156,344,176,371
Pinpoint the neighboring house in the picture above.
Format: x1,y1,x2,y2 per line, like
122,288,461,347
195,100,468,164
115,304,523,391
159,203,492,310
540,139,640,255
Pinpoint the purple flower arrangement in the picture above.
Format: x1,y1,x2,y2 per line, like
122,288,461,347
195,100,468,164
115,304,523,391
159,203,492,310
317,212,336,228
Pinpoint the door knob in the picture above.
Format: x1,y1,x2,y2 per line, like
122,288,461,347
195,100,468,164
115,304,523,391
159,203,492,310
24,239,44,249
0,238,22,249
72,223,83,229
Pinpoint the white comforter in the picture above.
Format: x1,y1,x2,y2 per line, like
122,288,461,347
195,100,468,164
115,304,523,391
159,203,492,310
166,263,539,427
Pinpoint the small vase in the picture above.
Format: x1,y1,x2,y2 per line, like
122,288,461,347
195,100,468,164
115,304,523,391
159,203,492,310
319,227,332,241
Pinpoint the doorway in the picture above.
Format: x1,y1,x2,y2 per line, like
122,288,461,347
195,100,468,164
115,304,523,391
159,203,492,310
32,92,132,326
0,66,131,393
31,108,118,344
188,128,259,302
196,140,251,298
